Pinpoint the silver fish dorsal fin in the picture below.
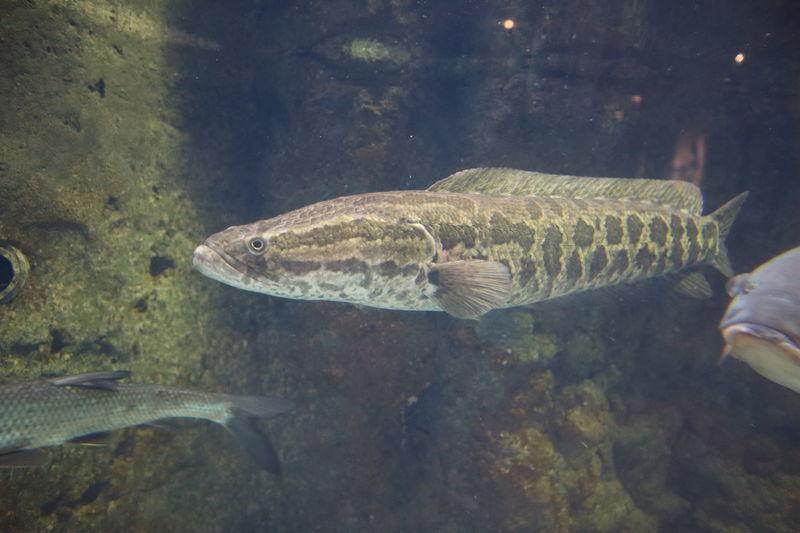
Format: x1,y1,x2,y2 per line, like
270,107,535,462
427,168,704,215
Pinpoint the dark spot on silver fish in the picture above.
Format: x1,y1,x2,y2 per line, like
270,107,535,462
610,250,629,275
542,226,563,276
566,250,582,283
649,217,668,246
626,214,644,245
589,246,608,278
573,219,594,248
635,247,655,272
605,216,623,245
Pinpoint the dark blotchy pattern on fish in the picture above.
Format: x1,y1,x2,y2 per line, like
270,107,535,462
194,168,744,314
605,216,623,245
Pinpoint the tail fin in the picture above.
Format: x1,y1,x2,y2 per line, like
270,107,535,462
708,191,749,277
224,395,294,474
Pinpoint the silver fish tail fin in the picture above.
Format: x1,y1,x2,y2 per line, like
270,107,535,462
708,191,749,277
224,395,294,474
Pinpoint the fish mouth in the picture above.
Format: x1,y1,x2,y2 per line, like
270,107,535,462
192,243,269,292
192,243,237,281
721,322,800,363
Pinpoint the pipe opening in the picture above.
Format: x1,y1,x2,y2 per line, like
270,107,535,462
0,244,30,304
0,253,12,292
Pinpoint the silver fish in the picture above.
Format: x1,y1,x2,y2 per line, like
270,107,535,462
193,168,748,319
720,246,800,393
0,371,293,471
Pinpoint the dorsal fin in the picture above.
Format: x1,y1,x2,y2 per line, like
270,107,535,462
427,168,704,214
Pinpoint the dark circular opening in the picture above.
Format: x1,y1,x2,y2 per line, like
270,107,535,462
0,254,13,292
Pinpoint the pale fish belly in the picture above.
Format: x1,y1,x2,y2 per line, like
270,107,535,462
282,261,439,311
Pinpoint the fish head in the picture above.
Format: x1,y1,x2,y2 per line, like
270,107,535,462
720,274,800,393
193,199,437,306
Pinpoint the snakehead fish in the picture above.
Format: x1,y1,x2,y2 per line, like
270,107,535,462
0,371,293,472
720,246,800,394
193,168,748,319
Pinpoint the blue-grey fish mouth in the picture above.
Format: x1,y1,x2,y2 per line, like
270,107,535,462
721,322,800,359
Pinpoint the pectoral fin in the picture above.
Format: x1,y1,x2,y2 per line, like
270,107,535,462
427,260,512,319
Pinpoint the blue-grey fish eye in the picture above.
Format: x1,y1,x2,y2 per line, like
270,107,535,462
247,237,267,255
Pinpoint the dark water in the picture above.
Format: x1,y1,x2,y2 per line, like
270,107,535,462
1,1,800,531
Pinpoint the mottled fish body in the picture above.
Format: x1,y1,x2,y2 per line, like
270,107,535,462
193,168,748,319
0,371,293,471
720,246,800,393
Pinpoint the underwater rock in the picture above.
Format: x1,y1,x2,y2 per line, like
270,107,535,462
0,243,30,304
346,38,411,65
477,311,559,365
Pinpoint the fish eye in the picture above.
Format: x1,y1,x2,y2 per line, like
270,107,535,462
247,237,266,255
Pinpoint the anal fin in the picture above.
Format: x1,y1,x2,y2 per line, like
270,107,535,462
428,260,512,319
673,272,713,299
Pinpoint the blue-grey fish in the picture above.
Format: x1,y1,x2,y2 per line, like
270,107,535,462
193,168,748,319
0,371,294,472
720,246,800,393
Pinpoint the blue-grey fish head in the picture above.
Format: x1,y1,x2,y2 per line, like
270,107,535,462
192,197,437,306
719,248,800,393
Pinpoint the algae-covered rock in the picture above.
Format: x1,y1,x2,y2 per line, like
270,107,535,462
346,38,411,65
477,310,559,365
0,1,291,530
